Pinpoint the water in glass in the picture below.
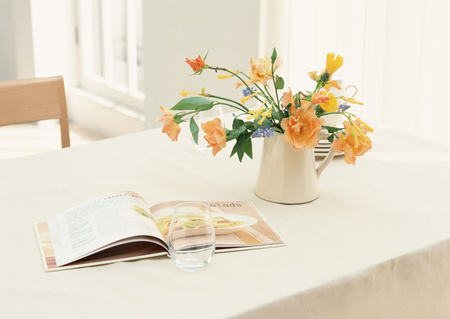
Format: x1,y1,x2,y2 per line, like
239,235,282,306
168,202,215,272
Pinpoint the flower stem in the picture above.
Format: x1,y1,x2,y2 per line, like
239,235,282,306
273,126,283,133
209,94,249,112
214,102,248,113
271,64,280,107
206,66,266,104
317,111,344,117
182,110,199,117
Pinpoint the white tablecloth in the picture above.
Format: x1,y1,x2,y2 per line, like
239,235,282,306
1,125,450,318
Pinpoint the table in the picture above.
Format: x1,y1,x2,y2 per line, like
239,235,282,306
1,125,450,318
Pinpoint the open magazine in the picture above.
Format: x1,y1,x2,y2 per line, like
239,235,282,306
34,191,286,271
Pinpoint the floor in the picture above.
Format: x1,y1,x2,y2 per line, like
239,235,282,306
0,121,105,160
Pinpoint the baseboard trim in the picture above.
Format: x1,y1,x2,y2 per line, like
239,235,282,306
68,88,145,138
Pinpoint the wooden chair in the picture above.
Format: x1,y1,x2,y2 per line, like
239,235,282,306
0,76,70,148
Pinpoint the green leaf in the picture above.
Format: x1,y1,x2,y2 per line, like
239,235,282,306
245,121,256,132
226,125,247,141
322,125,344,133
275,76,285,90
243,133,253,159
237,136,246,162
232,117,245,130
190,116,199,144
327,134,335,143
173,113,184,123
230,132,253,162
237,132,253,162
171,97,214,111
232,117,238,129
271,47,277,65
253,117,272,129
271,111,281,121
230,137,241,158
203,50,209,61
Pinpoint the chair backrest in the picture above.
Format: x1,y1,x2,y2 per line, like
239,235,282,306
0,76,70,148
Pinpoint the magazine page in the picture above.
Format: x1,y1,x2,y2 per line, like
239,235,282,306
150,201,285,249
48,191,166,267
35,222,168,272
34,198,285,271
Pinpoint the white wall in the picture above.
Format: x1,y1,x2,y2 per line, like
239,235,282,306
0,0,35,81
0,0,77,86
29,0,78,89
143,0,261,129
255,0,450,148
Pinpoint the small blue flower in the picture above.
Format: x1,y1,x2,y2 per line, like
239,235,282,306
252,126,275,138
339,103,351,112
242,87,257,97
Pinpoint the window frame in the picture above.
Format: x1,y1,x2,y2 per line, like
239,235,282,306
75,0,144,113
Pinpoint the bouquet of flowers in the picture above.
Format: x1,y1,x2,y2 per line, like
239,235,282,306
158,48,373,165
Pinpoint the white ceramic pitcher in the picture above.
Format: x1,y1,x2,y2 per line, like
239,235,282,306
332,80,358,99
254,132,335,204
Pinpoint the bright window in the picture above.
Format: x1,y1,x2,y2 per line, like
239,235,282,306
77,0,144,112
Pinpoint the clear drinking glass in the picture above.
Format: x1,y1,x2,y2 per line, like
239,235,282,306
191,106,223,154
168,202,215,272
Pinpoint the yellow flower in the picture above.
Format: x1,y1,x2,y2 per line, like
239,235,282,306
341,96,364,105
217,74,235,79
355,117,374,133
240,92,259,105
217,70,240,79
247,104,265,120
319,91,339,112
350,119,368,143
180,90,200,97
325,53,344,76
180,89,210,98
349,120,360,147
308,54,343,83
258,105,273,124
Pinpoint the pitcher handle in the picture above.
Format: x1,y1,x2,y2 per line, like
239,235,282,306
316,131,336,177
345,84,358,98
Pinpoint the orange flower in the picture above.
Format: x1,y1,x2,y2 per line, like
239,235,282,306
201,118,227,156
157,106,181,141
311,92,330,104
282,89,317,113
299,100,315,115
281,106,325,152
281,87,295,109
236,56,282,89
308,71,319,81
186,55,206,73
323,80,342,91
331,120,372,165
